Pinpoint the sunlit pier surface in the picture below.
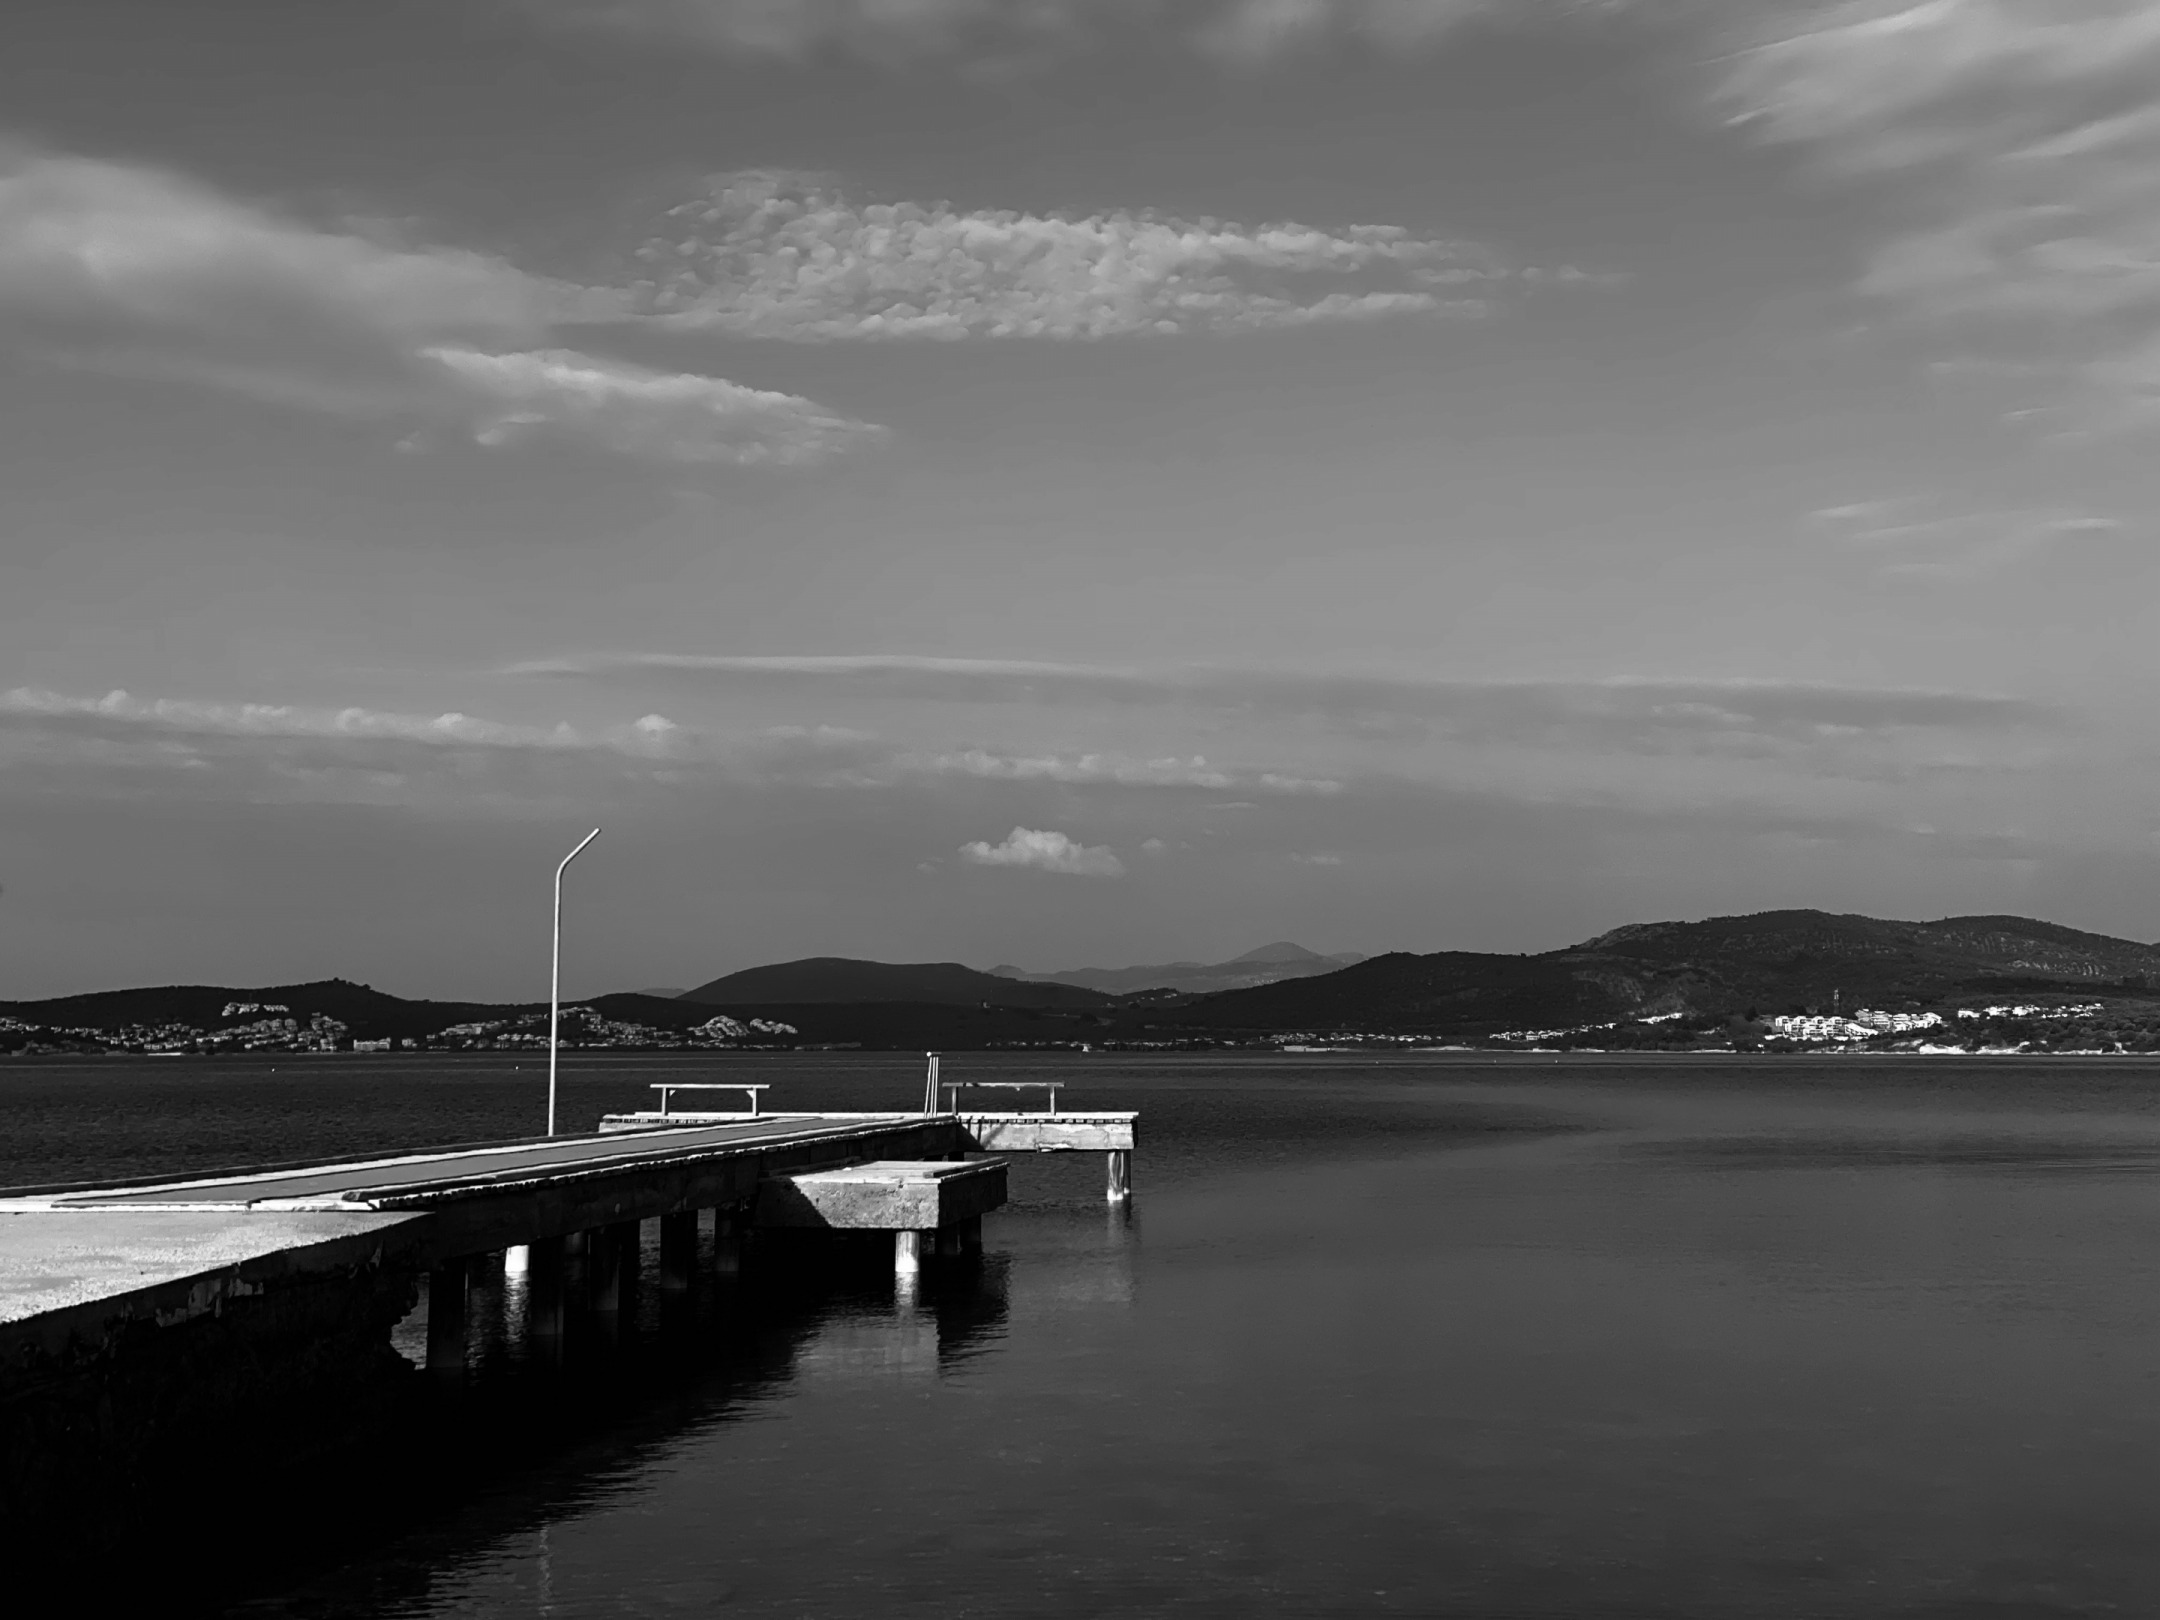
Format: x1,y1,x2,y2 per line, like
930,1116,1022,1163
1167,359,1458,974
0,1091,1136,1564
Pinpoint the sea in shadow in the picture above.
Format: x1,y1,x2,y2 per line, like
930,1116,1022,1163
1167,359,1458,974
5,1050,2160,1617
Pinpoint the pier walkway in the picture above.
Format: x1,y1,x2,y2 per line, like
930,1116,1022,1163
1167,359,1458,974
1,1101,1133,1367
0,1092,1136,1564
1,1112,966,1358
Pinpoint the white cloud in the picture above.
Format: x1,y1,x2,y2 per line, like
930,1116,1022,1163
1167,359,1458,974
509,653,1124,681
633,171,1504,340
957,826,1127,875
1807,497,2126,579
503,0,1594,64
0,150,874,464
1257,772,1346,795
923,746,1345,794
1714,1,2160,426
423,346,881,465
516,650,2046,734
0,687,644,751
930,748,1237,789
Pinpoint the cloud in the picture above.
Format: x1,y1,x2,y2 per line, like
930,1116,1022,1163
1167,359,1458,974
511,653,1123,681
922,747,1346,795
957,826,1126,875
633,170,1506,340
1712,1,2160,427
514,651,2048,735
0,687,608,751
1807,497,2126,579
501,0,1605,65
3,680,2128,899
0,150,873,464
0,685,1363,801
422,346,881,464
929,748,1236,789
509,0,1632,67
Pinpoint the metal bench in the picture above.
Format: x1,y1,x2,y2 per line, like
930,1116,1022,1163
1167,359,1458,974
651,1082,770,1119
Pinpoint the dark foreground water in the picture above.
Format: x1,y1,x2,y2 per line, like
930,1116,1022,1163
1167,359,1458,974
7,1050,2160,1617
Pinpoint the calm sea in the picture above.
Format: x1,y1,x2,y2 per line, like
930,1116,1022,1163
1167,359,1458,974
7,1050,2160,1617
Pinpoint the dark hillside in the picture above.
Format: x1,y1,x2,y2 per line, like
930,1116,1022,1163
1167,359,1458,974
0,980,509,1039
1147,910,2160,1037
0,984,740,1043
1161,952,1628,1036
990,941,1365,996
683,958,1111,1009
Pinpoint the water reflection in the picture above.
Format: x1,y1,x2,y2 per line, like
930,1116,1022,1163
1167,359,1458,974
231,1223,1031,1616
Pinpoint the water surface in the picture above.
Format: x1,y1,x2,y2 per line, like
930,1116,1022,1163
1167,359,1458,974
6,1051,2157,1617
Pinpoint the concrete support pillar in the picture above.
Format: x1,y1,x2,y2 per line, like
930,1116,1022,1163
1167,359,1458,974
957,1214,983,1255
894,1230,928,1277
660,1210,697,1294
591,1222,637,1316
425,1258,469,1381
1107,1150,1133,1204
934,1226,963,1258
713,1210,744,1277
619,1221,643,1319
528,1235,566,1353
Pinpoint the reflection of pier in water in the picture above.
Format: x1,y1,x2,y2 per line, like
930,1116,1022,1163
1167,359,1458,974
285,1243,1021,1615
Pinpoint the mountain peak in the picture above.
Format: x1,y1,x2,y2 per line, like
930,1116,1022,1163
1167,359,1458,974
1230,941,1330,965
680,956,1111,1009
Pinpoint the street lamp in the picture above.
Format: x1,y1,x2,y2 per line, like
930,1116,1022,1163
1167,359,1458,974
548,827,601,1137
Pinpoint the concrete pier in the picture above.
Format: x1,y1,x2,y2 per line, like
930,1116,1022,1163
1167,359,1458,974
0,1102,1130,1561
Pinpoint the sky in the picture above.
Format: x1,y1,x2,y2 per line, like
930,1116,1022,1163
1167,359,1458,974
5,0,2160,1000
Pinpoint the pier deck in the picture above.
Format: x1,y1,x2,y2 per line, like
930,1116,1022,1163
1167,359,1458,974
0,1101,1133,1564
7,1114,929,1212
0,1113,961,1273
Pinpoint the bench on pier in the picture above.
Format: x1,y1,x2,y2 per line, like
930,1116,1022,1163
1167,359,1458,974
651,1083,769,1118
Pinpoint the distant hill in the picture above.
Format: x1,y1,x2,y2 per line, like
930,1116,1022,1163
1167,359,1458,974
1152,910,2160,1037
681,957,1113,1009
0,979,491,1038
989,941,1367,996
0,980,726,1042
20,911,2159,1054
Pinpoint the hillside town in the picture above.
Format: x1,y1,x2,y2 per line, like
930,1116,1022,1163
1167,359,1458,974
1483,1001,2129,1052
0,1004,798,1057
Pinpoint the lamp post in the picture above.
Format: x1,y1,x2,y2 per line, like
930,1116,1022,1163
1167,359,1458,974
548,828,601,1137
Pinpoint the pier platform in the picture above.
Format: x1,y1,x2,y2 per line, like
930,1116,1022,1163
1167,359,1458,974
600,1108,1137,1197
0,1097,1133,1562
